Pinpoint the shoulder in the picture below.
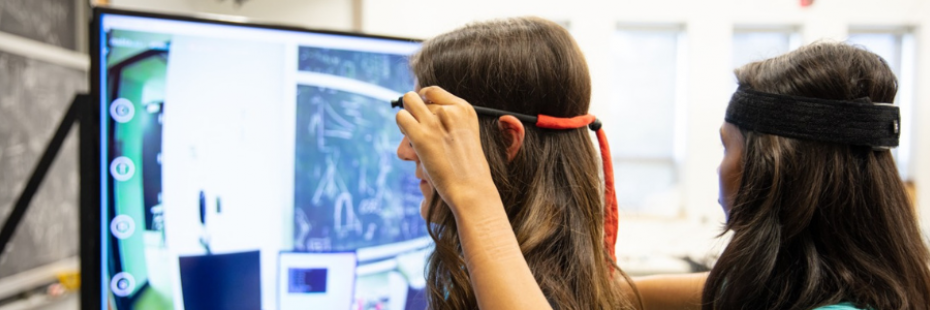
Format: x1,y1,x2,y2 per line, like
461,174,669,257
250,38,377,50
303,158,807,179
813,302,867,310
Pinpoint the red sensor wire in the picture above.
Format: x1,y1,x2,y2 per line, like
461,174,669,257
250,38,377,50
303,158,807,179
537,114,618,262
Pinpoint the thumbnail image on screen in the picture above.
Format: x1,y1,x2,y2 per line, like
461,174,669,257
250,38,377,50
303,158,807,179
98,12,426,310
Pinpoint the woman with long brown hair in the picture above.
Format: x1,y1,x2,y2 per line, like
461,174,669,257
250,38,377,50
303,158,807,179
395,17,638,309
401,41,930,309
700,41,930,310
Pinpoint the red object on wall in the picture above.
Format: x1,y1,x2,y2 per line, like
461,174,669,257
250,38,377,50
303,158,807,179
801,0,815,7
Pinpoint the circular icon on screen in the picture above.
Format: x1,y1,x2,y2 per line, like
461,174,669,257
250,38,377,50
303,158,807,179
110,272,136,297
109,98,135,123
110,214,135,240
110,157,135,181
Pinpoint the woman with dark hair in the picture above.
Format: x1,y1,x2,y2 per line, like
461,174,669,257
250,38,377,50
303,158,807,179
701,41,930,310
395,17,638,310
401,40,930,309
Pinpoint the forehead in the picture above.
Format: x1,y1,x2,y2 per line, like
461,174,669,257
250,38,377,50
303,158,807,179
720,122,742,138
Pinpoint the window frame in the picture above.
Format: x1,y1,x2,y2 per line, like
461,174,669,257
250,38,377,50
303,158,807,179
609,23,688,217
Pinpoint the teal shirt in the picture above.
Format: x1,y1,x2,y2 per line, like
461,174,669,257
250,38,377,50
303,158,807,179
814,302,865,310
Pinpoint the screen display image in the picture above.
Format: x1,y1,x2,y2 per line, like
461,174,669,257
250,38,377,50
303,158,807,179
95,10,426,310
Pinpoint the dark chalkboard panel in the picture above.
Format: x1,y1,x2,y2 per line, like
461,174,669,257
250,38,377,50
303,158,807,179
0,50,86,278
293,46,425,252
0,0,76,50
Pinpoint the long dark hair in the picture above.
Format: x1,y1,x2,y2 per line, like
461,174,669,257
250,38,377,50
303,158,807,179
410,17,637,310
703,42,930,310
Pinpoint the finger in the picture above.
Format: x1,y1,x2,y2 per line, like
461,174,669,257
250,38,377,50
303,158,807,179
435,108,453,132
419,86,467,107
395,110,423,140
426,104,443,115
402,91,434,123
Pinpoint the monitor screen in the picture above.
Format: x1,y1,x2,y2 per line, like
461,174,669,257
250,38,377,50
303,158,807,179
94,9,427,310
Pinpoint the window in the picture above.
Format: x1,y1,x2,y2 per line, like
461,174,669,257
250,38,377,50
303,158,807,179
608,24,686,216
847,27,916,180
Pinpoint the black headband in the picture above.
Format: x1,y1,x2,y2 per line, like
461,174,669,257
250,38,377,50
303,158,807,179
725,87,900,150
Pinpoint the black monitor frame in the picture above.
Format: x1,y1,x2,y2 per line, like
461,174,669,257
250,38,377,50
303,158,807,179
83,7,420,309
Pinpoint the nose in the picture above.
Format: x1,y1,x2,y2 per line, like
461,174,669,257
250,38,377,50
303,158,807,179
397,136,417,162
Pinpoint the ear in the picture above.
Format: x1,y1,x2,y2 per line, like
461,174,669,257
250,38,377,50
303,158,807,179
497,115,525,162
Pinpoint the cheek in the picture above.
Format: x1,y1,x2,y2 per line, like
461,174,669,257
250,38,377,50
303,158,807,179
719,154,742,211
419,200,428,221
419,183,434,221
718,164,729,211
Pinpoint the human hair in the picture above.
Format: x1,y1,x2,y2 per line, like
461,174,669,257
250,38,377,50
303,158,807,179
410,17,637,310
703,42,930,310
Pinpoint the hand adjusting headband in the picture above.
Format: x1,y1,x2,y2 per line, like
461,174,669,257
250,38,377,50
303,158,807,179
391,97,620,262
726,87,900,150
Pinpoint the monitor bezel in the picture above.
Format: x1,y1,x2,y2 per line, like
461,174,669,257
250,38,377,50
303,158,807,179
83,6,422,309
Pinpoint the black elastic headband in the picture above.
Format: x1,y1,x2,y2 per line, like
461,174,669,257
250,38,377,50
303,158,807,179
725,87,900,150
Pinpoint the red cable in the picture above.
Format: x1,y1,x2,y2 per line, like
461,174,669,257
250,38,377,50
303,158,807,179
596,128,618,262
536,114,596,130
536,114,619,263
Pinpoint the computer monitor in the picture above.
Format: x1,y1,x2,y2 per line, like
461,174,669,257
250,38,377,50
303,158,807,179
87,7,427,310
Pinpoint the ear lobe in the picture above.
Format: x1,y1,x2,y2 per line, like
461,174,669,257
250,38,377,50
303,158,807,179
497,115,525,162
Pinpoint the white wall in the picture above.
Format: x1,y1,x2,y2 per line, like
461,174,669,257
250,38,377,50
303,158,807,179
100,0,930,273
109,0,353,31
106,0,194,14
